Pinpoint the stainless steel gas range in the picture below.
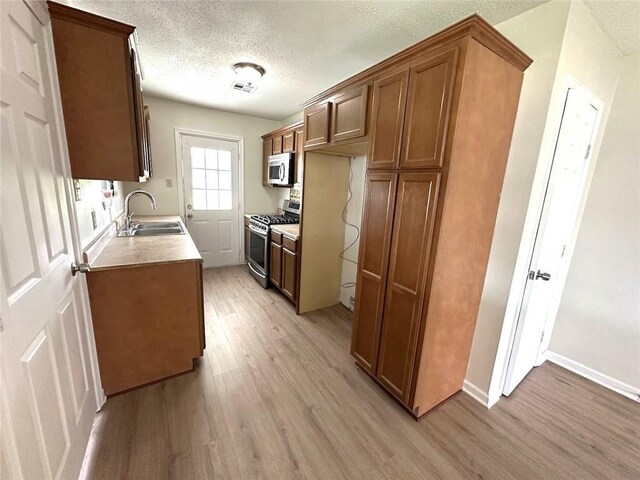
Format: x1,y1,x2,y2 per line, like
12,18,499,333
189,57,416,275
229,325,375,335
247,199,300,288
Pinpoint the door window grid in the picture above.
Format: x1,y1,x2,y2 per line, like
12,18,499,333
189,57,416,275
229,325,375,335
190,147,233,210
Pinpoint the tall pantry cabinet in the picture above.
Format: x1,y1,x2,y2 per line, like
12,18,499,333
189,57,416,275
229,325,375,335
349,18,532,417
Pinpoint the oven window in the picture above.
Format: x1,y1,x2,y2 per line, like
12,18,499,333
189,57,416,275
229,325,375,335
249,230,266,270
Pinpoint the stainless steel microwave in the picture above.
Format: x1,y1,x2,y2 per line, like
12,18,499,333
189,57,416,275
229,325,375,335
267,153,294,186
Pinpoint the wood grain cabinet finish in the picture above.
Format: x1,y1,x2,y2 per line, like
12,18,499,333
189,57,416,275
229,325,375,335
341,16,531,417
351,173,398,373
86,261,204,396
272,135,283,155
283,130,295,153
330,85,369,143
270,242,282,288
295,128,305,184
367,70,409,169
262,138,273,186
281,247,297,301
401,48,458,169
376,173,439,402
304,102,331,148
48,1,151,181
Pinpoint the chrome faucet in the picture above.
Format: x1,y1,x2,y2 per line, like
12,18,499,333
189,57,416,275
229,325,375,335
124,189,157,232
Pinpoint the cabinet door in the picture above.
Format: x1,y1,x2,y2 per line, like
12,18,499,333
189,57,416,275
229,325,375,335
143,106,153,178
330,85,368,143
401,49,458,169
270,242,282,288
304,102,331,148
295,128,305,184
351,173,398,374
376,172,440,403
262,138,273,186
368,70,409,169
282,248,297,302
272,135,283,155
283,130,295,153
131,50,148,179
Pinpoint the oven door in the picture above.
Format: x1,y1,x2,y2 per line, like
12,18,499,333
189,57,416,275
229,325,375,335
248,226,269,287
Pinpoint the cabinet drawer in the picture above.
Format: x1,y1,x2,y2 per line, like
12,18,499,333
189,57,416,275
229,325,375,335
270,230,283,245
282,236,297,253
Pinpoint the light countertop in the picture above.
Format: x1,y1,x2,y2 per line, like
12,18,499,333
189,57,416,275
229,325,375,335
89,215,202,271
270,224,300,239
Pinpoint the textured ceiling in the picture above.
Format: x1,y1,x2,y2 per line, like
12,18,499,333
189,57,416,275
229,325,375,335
64,0,549,120
584,0,640,56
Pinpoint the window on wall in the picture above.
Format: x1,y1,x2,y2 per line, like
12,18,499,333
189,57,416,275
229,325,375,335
190,146,233,210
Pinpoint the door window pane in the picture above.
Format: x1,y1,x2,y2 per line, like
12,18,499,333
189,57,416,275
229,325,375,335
190,147,234,210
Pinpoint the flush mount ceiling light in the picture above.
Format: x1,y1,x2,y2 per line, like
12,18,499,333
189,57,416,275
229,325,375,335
233,62,265,84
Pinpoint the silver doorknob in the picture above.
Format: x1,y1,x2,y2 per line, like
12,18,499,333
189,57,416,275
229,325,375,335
533,270,551,281
186,204,193,210
71,262,91,276
186,213,193,219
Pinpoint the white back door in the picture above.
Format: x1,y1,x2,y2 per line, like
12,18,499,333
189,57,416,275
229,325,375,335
182,135,241,268
504,87,599,395
1,1,99,478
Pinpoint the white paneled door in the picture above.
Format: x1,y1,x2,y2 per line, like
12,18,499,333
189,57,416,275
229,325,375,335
1,1,99,479
182,135,241,268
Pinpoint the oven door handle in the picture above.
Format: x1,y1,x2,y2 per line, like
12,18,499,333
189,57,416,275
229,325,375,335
249,224,267,236
279,163,285,181
248,262,266,279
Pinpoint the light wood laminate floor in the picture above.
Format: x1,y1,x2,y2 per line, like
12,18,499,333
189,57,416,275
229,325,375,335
81,265,640,479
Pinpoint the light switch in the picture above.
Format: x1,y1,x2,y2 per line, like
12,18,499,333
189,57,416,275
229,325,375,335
166,178,173,188
91,209,97,230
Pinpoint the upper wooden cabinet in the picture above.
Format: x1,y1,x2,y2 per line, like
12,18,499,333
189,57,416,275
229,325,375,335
48,1,151,181
367,70,409,169
401,49,458,169
331,85,369,143
304,102,331,148
283,130,295,153
262,122,303,187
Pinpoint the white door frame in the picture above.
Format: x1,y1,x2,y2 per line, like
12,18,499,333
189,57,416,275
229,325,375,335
487,77,605,405
174,128,245,262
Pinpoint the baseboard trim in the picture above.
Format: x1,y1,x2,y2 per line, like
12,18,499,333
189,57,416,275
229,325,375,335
462,380,491,408
547,351,640,403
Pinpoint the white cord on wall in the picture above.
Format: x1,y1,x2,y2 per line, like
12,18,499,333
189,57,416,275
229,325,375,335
340,156,360,289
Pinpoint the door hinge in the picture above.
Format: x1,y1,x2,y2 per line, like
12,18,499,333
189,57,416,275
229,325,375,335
560,244,567,257
540,331,545,343
584,144,592,159
0,317,4,332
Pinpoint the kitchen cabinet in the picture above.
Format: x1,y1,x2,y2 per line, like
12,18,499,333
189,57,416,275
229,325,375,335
295,128,305,184
283,130,295,153
269,231,299,305
351,173,398,373
367,70,409,169
261,122,303,187
272,135,283,155
330,85,369,143
86,260,204,396
335,16,531,417
48,1,151,181
303,102,331,148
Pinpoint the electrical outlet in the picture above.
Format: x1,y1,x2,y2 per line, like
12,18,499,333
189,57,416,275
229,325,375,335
166,178,173,188
91,209,97,230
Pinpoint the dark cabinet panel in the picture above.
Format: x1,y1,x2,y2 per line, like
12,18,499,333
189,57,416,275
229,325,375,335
272,135,283,155
401,49,458,169
351,173,398,374
282,248,297,301
331,85,368,143
304,102,331,148
270,242,282,288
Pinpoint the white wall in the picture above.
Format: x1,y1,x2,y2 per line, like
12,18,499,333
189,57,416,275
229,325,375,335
549,54,640,392
467,0,624,403
75,180,124,248
123,95,282,215
339,156,366,309
465,0,571,395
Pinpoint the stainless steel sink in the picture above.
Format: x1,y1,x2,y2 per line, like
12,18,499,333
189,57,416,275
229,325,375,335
117,221,185,237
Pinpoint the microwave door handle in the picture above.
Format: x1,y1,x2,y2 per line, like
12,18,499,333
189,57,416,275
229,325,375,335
279,163,285,181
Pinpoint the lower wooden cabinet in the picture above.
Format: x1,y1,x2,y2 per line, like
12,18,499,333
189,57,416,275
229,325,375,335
269,232,299,304
86,260,204,396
